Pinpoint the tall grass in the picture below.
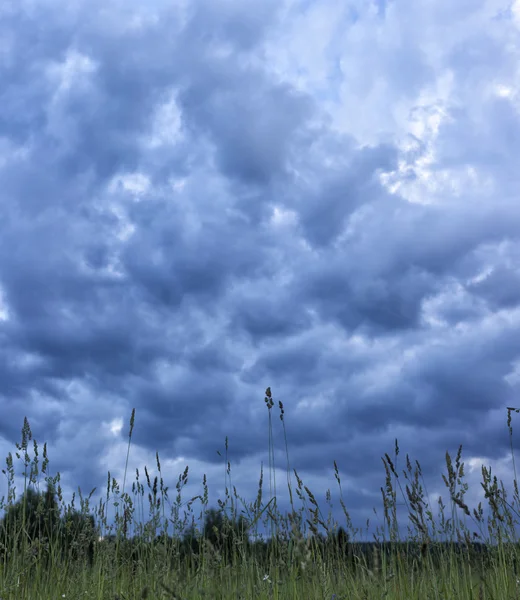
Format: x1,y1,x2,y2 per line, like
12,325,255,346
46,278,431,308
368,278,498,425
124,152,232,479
0,388,520,599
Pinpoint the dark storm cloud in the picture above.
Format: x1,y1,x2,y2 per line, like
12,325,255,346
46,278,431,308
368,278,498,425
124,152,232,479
468,266,520,310
0,0,518,542
178,76,314,186
296,143,400,248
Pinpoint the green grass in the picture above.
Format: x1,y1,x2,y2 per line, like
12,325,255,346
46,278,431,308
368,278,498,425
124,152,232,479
1,388,520,599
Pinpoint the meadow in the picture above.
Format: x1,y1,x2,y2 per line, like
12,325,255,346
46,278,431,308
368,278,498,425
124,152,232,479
1,387,520,599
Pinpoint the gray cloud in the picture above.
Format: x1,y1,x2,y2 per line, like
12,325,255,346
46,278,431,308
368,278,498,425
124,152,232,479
0,0,519,542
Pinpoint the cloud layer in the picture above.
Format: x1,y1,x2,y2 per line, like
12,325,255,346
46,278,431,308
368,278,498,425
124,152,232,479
1,0,519,541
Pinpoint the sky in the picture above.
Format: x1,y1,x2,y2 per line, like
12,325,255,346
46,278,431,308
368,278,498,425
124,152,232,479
1,0,520,545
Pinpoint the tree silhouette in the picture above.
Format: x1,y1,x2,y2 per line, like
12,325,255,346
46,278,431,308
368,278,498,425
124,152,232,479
0,482,61,568
0,482,101,570
60,506,98,567
181,507,250,566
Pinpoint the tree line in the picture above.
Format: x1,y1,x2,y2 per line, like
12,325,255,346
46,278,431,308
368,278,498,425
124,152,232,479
0,483,498,576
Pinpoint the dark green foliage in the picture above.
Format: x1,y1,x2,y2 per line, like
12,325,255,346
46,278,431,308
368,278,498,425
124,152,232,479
180,506,251,567
0,483,60,568
3,396,520,599
0,482,99,570
60,506,98,567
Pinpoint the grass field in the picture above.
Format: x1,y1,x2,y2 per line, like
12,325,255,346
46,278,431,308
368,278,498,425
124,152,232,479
1,387,520,599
